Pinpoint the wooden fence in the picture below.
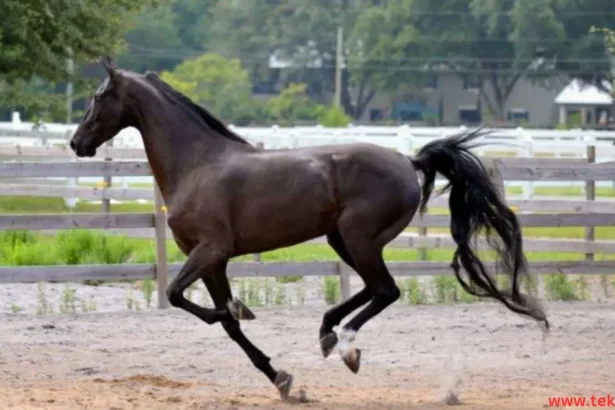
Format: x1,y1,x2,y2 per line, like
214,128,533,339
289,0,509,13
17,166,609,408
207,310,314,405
1,144,615,309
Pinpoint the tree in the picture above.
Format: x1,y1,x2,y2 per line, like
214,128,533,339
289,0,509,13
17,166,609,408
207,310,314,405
159,53,259,124
266,83,325,125
172,0,222,51
208,0,284,84
0,0,157,119
347,0,425,118
208,0,385,120
116,4,184,73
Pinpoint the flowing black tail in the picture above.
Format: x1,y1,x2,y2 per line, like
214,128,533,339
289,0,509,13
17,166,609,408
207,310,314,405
410,128,549,330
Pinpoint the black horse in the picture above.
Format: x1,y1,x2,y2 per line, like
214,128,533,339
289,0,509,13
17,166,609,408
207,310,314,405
69,57,548,400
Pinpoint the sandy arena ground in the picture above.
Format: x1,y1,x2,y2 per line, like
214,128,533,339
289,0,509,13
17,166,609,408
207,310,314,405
1,296,614,410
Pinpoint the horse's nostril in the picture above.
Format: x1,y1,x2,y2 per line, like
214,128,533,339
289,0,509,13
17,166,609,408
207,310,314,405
69,140,76,150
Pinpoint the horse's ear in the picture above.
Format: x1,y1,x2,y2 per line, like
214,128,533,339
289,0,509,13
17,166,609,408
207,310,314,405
101,56,118,78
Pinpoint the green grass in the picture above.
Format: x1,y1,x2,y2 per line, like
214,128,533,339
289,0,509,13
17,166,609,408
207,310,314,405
0,196,151,214
0,183,614,266
0,227,613,269
1,182,614,215
506,185,615,198
0,228,607,310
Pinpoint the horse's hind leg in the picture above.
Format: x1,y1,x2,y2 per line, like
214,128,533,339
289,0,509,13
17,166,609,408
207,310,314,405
320,228,372,358
202,266,294,401
335,248,399,374
330,207,415,374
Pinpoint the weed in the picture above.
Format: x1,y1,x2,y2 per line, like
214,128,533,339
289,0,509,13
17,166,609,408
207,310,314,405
432,276,459,304
246,279,263,307
405,278,428,305
295,282,306,306
60,284,77,314
141,279,155,309
574,275,590,301
458,289,480,304
322,277,340,305
600,274,611,298
9,303,22,314
80,297,97,313
544,273,578,301
273,283,286,306
238,279,248,302
263,279,273,305
36,282,50,315
126,289,135,310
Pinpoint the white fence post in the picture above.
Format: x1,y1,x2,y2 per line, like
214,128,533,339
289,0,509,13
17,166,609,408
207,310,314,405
64,156,78,209
396,124,414,155
518,127,534,202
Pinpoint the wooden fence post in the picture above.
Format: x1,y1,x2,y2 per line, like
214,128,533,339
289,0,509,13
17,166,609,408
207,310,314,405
338,262,351,300
585,138,596,261
102,139,113,214
487,158,507,204
153,181,170,309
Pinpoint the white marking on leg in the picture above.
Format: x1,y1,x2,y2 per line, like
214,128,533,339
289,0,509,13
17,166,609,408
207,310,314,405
337,329,356,357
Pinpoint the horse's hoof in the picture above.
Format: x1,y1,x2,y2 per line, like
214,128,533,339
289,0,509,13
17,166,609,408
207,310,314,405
319,332,338,358
227,297,256,320
342,347,361,374
274,370,294,401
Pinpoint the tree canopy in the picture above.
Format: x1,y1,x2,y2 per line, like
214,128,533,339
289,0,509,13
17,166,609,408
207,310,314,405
4,0,615,123
0,0,157,120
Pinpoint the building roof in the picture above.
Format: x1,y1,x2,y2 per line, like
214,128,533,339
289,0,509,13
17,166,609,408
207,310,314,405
554,79,613,105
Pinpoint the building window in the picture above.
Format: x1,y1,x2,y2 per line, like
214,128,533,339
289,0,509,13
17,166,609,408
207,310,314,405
507,108,529,123
424,73,438,89
585,109,593,125
370,109,383,121
458,105,481,124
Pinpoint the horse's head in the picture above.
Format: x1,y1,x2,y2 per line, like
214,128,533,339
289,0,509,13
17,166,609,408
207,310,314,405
70,57,133,157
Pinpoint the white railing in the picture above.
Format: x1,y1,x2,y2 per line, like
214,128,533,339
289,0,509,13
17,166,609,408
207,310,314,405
1,116,615,207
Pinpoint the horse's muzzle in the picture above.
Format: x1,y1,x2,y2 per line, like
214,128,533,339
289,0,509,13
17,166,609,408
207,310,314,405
70,139,96,157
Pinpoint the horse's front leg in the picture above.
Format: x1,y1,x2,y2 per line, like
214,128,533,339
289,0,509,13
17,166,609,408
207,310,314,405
166,241,252,324
201,266,294,401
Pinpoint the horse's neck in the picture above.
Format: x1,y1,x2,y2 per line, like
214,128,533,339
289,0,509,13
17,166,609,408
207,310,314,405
126,82,249,201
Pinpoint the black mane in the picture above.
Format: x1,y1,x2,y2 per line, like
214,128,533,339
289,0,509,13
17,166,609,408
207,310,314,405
144,71,249,144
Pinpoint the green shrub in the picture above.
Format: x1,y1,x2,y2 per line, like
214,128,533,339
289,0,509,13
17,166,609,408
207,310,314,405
318,105,351,127
322,276,341,305
544,273,578,301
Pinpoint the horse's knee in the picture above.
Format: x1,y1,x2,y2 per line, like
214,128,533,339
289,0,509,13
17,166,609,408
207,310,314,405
166,284,183,307
375,282,400,304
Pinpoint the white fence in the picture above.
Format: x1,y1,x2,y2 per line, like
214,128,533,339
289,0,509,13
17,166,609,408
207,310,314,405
2,116,615,206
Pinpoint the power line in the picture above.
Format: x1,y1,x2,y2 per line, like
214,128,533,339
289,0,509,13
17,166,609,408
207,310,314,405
126,46,612,66
165,8,615,21
125,52,609,76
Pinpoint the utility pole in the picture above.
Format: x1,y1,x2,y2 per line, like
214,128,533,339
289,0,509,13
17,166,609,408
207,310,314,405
66,53,73,124
65,51,78,210
334,25,343,107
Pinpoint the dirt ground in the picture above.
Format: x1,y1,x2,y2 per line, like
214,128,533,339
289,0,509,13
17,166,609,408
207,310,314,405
1,300,614,410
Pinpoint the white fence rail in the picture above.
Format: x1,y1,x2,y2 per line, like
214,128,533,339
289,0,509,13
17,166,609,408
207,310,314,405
2,117,615,207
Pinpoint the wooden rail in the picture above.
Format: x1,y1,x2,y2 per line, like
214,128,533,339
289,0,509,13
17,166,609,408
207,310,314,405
1,145,615,307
